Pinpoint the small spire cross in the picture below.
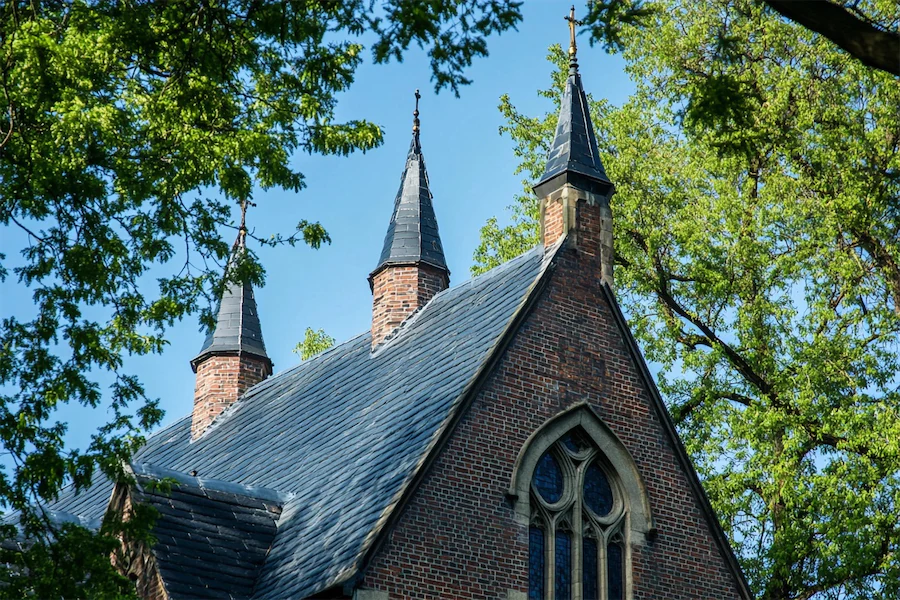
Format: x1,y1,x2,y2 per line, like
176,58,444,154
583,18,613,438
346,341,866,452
237,198,255,248
413,89,421,135
565,5,581,58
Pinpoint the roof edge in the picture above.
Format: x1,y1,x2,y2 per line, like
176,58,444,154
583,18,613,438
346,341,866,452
598,282,754,600
533,168,615,200
367,258,451,289
131,462,291,505
344,238,568,593
190,347,273,373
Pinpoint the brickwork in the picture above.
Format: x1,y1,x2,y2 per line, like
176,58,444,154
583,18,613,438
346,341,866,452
542,183,614,287
109,486,170,600
191,353,271,440
543,195,566,246
131,544,168,600
371,264,448,348
362,197,744,598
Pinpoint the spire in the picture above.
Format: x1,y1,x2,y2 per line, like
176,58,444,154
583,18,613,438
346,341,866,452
533,6,614,202
369,92,450,348
191,199,270,371
370,90,449,280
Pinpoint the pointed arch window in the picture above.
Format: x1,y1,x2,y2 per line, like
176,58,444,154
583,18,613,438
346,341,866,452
510,404,655,600
528,430,625,600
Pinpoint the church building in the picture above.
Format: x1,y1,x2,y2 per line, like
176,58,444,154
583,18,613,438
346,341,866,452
46,16,752,600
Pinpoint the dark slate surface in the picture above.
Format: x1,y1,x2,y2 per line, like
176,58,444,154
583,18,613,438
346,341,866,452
534,69,613,197
194,280,268,363
131,464,285,600
194,238,269,365
373,133,448,275
1,508,102,551
46,243,559,599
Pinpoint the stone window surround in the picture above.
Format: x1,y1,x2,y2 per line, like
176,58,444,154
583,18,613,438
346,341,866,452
508,403,656,600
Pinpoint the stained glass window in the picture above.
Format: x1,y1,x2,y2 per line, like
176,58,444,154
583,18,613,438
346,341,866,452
527,431,627,600
561,430,587,453
583,536,599,600
529,526,544,600
533,451,563,503
608,541,624,600
583,462,614,516
555,531,571,600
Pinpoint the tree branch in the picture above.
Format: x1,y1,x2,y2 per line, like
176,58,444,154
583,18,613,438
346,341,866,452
762,0,900,76
652,256,776,398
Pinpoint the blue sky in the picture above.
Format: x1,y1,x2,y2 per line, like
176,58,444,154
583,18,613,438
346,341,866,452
1,2,636,453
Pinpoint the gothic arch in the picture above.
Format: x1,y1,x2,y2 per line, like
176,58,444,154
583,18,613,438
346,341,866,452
509,402,656,544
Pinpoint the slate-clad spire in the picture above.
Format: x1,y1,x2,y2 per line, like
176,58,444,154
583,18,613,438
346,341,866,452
533,6,614,201
371,90,449,279
191,202,270,370
534,7,616,288
190,200,272,440
369,92,450,348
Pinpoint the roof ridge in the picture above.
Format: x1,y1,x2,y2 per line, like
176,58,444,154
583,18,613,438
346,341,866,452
253,330,370,386
171,248,555,443
132,462,291,505
370,245,547,354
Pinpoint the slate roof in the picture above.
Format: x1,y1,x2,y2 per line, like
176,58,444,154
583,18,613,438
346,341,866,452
45,241,561,599
130,464,286,599
0,508,102,552
372,130,448,278
193,234,269,368
533,58,615,201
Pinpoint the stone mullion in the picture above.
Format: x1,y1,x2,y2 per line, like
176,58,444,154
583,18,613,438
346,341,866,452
545,519,556,600
572,470,583,600
599,530,608,600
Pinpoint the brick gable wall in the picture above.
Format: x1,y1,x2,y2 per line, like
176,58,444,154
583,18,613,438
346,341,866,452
108,485,169,600
360,199,744,599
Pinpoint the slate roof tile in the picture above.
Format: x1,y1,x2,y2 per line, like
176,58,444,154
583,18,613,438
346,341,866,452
131,465,284,600
192,229,271,367
43,242,559,598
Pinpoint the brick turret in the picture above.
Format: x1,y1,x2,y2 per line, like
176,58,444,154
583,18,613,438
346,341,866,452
533,25,615,286
369,92,449,348
190,204,272,440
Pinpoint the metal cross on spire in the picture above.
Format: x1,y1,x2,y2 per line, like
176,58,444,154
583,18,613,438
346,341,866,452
412,89,421,136
237,198,255,249
564,5,581,73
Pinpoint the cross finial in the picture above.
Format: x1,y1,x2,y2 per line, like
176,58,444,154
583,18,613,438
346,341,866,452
237,198,255,248
413,89,421,135
564,5,581,72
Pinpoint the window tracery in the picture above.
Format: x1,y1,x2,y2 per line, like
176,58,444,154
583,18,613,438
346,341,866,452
528,429,626,600
510,403,656,600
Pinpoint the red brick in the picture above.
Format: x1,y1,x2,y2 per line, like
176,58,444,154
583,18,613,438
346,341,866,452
362,196,744,599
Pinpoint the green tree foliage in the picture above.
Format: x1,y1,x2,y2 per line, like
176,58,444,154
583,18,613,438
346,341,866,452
583,0,900,76
293,328,335,361
0,0,521,592
477,1,900,597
